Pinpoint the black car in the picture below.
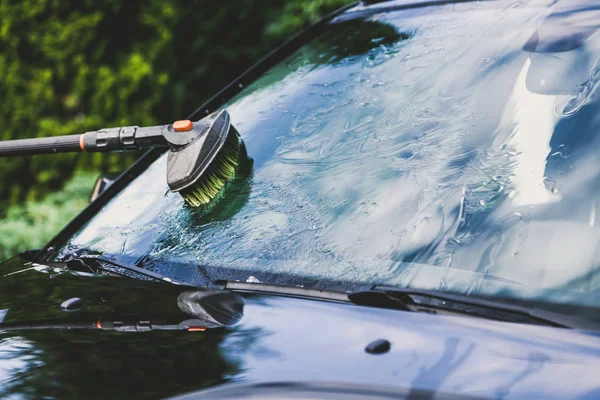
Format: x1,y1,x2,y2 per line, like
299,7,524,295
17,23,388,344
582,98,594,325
2,0,600,398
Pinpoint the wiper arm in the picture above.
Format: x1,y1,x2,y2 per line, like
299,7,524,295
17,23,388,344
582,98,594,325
66,259,351,302
349,286,600,331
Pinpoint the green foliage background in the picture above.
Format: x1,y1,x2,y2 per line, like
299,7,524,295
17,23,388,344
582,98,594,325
0,0,353,260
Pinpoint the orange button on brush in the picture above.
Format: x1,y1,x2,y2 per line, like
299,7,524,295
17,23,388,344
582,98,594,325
173,120,193,132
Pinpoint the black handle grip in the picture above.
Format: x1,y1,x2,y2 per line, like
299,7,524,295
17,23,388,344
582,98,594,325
0,135,82,157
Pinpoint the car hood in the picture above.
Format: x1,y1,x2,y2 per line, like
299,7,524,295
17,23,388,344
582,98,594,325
0,256,599,399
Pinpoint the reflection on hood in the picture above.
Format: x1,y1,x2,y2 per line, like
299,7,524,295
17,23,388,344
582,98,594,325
178,290,245,328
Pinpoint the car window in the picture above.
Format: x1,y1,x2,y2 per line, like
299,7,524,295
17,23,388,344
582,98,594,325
58,0,600,314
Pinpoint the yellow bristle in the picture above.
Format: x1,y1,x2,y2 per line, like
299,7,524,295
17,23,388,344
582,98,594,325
180,129,241,207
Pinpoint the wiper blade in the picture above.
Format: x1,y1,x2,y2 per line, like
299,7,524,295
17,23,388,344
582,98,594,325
218,280,349,302
67,255,184,285
349,286,600,331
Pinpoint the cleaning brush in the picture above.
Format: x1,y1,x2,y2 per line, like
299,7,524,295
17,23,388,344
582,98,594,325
0,110,244,207
179,124,241,207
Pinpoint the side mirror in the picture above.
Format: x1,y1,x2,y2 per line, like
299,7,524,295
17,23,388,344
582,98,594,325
90,176,115,202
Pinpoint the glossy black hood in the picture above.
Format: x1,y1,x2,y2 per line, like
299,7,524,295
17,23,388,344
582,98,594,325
0,256,600,399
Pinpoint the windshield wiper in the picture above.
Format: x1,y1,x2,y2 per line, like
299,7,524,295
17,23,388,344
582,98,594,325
60,260,600,331
66,255,185,285
194,280,600,330
349,286,600,331
217,280,349,302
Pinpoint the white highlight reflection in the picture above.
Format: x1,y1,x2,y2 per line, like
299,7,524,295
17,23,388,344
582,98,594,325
503,58,562,207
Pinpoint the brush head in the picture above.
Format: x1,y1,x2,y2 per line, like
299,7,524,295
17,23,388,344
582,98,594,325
178,126,241,207
165,110,243,207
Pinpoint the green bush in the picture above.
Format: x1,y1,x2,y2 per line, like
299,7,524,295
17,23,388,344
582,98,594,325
0,171,96,260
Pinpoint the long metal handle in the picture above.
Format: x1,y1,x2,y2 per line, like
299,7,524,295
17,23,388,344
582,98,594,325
0,126,168,158
0,135,83,157
0,119,204,158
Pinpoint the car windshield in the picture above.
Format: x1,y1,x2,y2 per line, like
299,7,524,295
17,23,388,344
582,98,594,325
58,0,600,315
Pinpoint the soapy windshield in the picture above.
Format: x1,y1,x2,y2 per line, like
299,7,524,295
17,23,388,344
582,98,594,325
59,0,600,311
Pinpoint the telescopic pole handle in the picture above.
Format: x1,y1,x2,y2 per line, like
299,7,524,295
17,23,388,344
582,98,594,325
0,135,83,157
0,120,198,158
